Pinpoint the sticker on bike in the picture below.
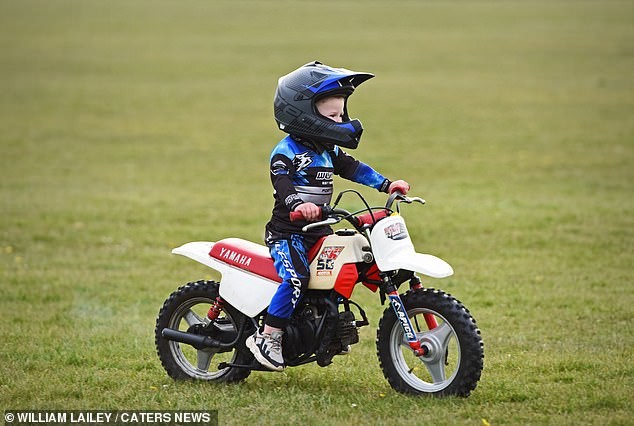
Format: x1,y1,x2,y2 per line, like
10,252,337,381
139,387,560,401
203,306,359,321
316,246,344,276
384,222,407,240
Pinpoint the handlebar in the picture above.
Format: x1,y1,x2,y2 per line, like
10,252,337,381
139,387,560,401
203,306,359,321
289,205,332,222
386,191,426,212
289,205,346,232
288,191,426,233
289,210,313,222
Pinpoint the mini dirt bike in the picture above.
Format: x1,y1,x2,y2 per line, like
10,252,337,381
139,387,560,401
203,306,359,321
155,190,483,396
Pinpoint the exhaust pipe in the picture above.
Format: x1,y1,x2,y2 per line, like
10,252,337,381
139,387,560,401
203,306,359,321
161,328,226,350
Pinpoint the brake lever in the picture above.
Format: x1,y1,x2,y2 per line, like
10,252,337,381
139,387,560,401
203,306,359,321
301,217,341,232
395,196,426,213
407,196,426,205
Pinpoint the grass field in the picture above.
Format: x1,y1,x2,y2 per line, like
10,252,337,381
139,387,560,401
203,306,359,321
1,0,632,424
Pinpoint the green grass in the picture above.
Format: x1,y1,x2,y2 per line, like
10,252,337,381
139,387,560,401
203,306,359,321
1,0,632,424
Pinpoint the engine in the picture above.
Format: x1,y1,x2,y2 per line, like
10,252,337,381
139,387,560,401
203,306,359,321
283,304,320,360
282,300,360,366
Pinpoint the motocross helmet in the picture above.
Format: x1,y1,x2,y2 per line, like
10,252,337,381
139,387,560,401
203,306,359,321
273,61,374,149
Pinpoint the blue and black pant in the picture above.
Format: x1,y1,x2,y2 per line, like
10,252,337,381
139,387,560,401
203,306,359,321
265,233,322,329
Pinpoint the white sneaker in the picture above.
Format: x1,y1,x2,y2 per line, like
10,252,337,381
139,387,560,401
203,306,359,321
246,330,285,371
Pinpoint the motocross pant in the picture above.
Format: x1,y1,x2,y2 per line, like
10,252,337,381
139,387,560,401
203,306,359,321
265,233,321,329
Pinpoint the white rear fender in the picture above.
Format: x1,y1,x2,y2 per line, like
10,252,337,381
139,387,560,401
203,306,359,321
171,242,279,317
370,216,454,278
172,242,217,269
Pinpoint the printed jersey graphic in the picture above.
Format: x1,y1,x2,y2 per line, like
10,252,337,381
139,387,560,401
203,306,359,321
293,152,313,172
267,135,389,235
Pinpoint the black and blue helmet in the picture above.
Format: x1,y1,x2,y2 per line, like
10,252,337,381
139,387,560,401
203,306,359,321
273,61,374,149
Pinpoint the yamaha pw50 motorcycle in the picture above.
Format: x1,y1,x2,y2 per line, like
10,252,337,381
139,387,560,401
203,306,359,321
155,191,484,396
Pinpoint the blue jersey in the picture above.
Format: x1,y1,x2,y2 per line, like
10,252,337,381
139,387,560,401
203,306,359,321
266,135,390,238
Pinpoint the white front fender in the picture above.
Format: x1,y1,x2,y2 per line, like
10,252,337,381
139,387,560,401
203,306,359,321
370,216,454,278
387,252,454,278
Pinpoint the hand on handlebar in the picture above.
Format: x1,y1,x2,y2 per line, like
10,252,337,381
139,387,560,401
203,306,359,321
389,180,410,195
291,202,322,222
290,204,339,232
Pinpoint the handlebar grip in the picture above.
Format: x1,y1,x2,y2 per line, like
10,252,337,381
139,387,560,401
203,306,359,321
289,211,305,222
289,205,330,222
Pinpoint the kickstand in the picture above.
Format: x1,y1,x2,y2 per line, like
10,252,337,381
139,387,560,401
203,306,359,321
217,361,270,372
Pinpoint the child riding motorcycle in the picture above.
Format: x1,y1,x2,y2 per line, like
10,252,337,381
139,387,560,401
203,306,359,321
247,61,410,371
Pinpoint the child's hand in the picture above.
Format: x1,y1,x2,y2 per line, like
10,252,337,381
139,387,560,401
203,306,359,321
389,180,410,195
294,202,322,221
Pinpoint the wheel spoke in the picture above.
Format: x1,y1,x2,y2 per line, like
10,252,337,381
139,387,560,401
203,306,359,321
428,322,453,349
183,309,205,327
196,349,214,371
405,320,452,350
422,358,446,383
419,322,453,383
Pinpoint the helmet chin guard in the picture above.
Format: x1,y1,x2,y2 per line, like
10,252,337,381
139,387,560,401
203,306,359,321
274,61,374,149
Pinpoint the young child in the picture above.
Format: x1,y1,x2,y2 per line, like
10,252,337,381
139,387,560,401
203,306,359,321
246,61,410,371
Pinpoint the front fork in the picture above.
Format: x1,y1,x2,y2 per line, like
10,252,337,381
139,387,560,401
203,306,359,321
384,274,435,357
409,276,440,329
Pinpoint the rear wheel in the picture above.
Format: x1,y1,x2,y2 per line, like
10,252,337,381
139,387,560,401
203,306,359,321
155,280,254,382
376,288,483,396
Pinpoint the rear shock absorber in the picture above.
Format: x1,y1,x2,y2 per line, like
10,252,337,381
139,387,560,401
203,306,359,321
207,296,225,321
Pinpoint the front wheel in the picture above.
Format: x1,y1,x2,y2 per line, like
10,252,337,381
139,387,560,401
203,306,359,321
376,288,484,396
155,280,254,382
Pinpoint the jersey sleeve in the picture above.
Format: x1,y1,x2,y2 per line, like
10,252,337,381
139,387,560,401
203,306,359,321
330,147,391,192
270,152,304,212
